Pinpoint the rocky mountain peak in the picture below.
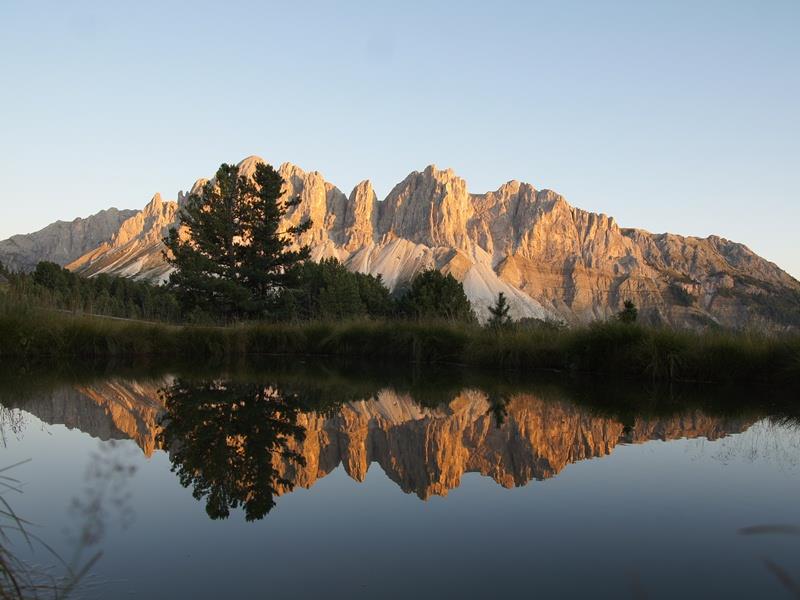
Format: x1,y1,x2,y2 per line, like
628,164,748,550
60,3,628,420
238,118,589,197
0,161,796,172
145,193,163,212
422,164,459,181
236,155,266,179
0,207,138,272
376,165,472,248
343,180,378,251
187,178,208,198
7,153,795,329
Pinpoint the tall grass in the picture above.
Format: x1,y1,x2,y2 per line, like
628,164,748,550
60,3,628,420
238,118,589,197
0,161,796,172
1,299,799,385
0,459,99,599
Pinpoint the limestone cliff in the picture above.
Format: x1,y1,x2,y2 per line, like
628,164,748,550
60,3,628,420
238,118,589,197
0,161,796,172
66,194,179,281
12,155,798,328
0,208,136,272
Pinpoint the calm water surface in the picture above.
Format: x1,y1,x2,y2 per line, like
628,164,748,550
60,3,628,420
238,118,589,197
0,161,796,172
1,364,798,599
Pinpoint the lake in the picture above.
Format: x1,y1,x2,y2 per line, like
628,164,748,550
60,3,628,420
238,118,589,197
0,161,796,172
1,362,798,599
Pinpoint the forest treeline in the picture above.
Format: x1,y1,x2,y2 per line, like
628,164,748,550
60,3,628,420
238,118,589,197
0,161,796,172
0,258,489,325
4,260,800,386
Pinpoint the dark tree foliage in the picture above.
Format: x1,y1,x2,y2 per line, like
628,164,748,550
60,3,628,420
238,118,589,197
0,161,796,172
157,380,308,522
282,258,394,320
164,162,310,321
355,271,395,317
487,292,512,329
617,299,639,323
11,261,182,321
32,261,69,289
398,269,476,322
668,283,695,307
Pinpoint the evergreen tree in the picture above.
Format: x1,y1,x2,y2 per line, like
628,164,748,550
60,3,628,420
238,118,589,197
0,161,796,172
398,269,475,322
32,261,69,290
617,299,638,323
164,162,310,320
356,273,394,317
487,292,512,329
283,258,393,320
23,261,182,321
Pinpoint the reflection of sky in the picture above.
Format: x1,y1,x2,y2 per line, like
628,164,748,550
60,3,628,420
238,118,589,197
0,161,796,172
3,410,800,599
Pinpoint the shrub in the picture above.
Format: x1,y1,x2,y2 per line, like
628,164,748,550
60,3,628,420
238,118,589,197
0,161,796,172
397,270,476,322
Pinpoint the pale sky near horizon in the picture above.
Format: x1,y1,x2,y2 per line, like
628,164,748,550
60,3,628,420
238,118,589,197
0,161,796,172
1,1,798,277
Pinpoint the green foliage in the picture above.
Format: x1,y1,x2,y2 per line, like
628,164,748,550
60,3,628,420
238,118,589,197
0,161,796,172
487,292,512,329
356,272,395,317
164,162,310,321
515,317,566,332
10,262,182,321
398,270,476,322
284,258,393,320
32,261,68,289
1,301,800,385
617,299,638,323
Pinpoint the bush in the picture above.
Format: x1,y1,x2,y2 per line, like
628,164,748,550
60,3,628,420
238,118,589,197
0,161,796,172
283,258,393,320
398,270,476,322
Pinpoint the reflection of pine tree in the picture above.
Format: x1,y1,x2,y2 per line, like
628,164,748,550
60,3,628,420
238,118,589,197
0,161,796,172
158,380,307,521
486,394,509,427
617,299,638,323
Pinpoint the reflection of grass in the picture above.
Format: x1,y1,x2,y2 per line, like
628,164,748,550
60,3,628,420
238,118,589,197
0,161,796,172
0,461,100,599
2,301,800,385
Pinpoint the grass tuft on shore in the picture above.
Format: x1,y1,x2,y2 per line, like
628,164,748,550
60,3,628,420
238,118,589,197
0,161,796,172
1,299,799,385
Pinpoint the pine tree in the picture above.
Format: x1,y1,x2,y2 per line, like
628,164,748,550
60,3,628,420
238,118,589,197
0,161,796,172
164,162,310,320
283,258,392,320
398,270,475,322
487,292,512,329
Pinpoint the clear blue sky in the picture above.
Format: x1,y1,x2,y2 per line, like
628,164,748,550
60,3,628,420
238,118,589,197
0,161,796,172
1,0,798,276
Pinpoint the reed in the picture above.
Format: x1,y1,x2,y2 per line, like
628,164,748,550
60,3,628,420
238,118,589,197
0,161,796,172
1,300,798,385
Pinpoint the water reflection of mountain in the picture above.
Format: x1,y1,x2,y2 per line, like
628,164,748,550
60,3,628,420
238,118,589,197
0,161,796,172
284,390,752,498
5,380,165,455
6,377,757,503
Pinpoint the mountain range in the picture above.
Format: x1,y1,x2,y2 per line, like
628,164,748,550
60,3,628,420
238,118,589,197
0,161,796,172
2,155,798,328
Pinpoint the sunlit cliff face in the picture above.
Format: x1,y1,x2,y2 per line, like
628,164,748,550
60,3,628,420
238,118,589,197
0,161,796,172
50,155,800,329
6,378,756,514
